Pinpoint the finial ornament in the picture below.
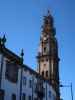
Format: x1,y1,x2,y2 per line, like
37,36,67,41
0,37,1,45
21,49,24,57
0,35,6,46
2,35,6,46
20,49,24,64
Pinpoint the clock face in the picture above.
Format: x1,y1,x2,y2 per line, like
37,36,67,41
43,35,49,41
43,36,47,41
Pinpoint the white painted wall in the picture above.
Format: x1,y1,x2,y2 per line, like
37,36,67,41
1,56,21,100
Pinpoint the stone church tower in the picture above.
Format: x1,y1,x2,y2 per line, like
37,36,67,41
37,11,60,100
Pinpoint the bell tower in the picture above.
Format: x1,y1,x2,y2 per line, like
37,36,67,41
37,11,60,100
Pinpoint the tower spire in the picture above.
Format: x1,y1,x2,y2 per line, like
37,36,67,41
42,10,55,37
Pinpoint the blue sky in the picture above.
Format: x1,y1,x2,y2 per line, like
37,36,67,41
0,0,75,100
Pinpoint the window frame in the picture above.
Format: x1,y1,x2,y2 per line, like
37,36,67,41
22,93,26,100
0,89,5,100
5,60,18,83
12,94,16,100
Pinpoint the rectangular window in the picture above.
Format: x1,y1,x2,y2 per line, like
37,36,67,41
34,98,38,100
23,77,26,86
28,96,32,100
49,91,51,98
43,87,45,96
46,71,48,77
22,93,26,100
5,61,18,83
29,80,32,88
12,94,16,100
51,93,55,100
0,89,4,100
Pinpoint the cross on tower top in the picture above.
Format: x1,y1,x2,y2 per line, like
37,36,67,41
47,10,50,16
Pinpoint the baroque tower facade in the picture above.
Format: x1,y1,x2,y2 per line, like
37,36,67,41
37,11,60,100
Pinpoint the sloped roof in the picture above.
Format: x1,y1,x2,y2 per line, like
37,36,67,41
0,44,47,80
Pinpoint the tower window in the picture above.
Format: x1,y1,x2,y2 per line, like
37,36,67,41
44,47,46,52
41,59,44,62
44,64,46,67
46,58,48,61
46,71,48,77
42,71,44,76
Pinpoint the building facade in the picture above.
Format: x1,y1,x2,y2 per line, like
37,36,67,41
0,35,56,100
